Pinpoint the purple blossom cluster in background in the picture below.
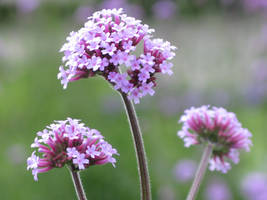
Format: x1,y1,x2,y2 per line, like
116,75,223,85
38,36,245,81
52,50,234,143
173,159,197,183
152,0,177,20
74,6,94,23
27,118,118,181
16,0,40,14
100,0,144,18
58,8,176,104
243,0,267,13
244,22,267,105
244,59,267,105
177,105,252,173
241,172,267,200
204,178,232,200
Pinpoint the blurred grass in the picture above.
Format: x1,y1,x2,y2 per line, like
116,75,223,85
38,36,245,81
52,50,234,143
0,8,266,200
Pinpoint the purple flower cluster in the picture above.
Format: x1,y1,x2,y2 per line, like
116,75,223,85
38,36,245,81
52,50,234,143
241,172,267,200
58,8,176,104
16,0,40,14
205,178,232,200
243,0,267,13
173,159,197,182
27,118,118,181
177,105,252,173
152,0,177,20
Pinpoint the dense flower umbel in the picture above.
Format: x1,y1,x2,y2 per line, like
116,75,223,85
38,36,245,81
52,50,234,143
177,105,252,173
27,118,118,181
58,8,176,104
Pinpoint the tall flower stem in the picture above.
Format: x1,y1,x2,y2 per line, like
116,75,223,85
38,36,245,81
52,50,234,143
120,92,151,200
186,143,213,200
69,165,88,200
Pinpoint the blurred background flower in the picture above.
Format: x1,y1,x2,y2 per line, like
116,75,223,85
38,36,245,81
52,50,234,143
99,0,143,18
241,172,267,200
204,178,232,200
243,59,267,105
74,5,94,23
243,0,267,13
16,0,41,14
152,0,177,20
173,159,197,183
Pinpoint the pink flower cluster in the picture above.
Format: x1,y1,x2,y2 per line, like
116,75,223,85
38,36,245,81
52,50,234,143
243,0,267,12
27,118,118,181
177,105,252,173
242,172,267,200
58,8,176,104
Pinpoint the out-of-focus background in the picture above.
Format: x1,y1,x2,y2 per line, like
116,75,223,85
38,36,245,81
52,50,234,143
0,0,267,199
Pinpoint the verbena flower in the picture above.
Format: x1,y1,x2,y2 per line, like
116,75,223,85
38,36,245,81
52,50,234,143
177,105,252,173
58,8,176,104
27,118,118,181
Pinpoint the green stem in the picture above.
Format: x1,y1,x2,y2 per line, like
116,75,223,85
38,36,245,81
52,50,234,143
186,143,213,200
120,92,151,200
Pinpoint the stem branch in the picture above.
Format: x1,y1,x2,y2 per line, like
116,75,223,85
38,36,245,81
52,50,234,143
120,92,151,200
186,143,213,200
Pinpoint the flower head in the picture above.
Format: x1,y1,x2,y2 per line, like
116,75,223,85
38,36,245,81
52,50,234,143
58,8,176,103
27,118,119,181
177,105,252,173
